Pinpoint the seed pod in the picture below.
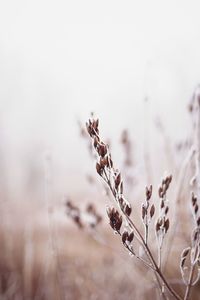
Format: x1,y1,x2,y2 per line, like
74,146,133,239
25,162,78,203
165,206,169,215
115,173,121,189
194,204,199,214
180,247,190,268
158,187,163,198
142,205,146,220
146,185,153,201
125,204,132,216
93,119,99,130
96,162,103,175
192,193,197,206
107,207,123,232
160,199,164,209
119,181,123,194
100,157,108,168
150,204,155,218
93,136,99,148
164,219,170,233
98,143,107,157
168,175,172,184
192,229,199,242
128,231,134,243
119,197,124,207
122,231,129,244
156,220,161,232
180,256,186,268
182,247,190,258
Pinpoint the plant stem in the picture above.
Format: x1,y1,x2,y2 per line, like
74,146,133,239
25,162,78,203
184,264,195,300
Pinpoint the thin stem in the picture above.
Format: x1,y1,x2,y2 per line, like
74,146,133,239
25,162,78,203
184,264,195,300
158,245,162,270
145,222,148,245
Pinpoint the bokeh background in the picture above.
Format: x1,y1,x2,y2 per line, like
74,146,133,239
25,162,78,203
0,1,200,299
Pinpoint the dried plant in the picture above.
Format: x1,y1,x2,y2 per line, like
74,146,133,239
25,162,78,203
85,117,200,300
180,193,200,300
66,199,102,230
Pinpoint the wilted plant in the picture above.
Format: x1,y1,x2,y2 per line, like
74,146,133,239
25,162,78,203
84,114,200,300
66,199,102,230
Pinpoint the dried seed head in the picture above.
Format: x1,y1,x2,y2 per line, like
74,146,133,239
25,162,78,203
158,187,163,198
192,228,199,243
158,175,172,198
164,219,170,233
66,200,73,209
107,207,123,233
115,173,121,189
100,157,108,168
180,257,186,268
119,181,123,194
150,204,155,218
128,231,134,243
146,185,152,201
74,215,83,228
194,204,199,214
86,119,99,137
93,136,99,148
98,143,107,157
86,204,94,213
182,247,190,258
180,247,191,271
156,220,161,232
165,206,169,215
161,199,165,209
142,205,147,219
197,216,200,227
96,162,103,176
122,231,129,244
191,193,197,206
125,204,132,216
119,197,124,207
122,230,134,244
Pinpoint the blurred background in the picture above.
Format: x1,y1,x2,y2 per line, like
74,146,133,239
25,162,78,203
0,0,200,299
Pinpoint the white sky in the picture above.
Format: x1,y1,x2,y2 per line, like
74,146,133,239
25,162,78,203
0,0,200,199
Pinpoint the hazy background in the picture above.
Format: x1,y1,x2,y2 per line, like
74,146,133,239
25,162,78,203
0,0,200,203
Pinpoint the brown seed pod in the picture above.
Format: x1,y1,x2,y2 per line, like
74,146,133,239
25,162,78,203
146,185,152,201
128,231,134,243
194,204,199,214
165,206,169,215
122,231,129,244
125,204,132,216
142,205,147,220
160,199,165,209
107,207,123,232
156,220,161,232
115,173,121,189
150,204,155,218
96,162,103,175
180,247,190,269
191,193,197,206
98,143,107,157
164,219,170,233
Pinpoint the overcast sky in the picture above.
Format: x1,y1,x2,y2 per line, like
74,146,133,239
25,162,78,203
0,0,200,199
